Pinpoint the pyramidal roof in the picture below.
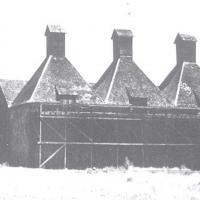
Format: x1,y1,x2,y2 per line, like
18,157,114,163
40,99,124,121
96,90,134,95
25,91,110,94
0,79,26,106
93,29,169,107
14,56,94,105
94,59,169,107
160,33,200,107
160,62,200,107
13,25,99,105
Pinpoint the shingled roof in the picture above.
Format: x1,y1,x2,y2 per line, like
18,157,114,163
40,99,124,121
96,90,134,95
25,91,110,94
93,29,169,107
13,56,98,105
13,25,100,105
160,62,200,107
93,57,169,106
160,33,200,107
93,29,169,106
0,79,26,106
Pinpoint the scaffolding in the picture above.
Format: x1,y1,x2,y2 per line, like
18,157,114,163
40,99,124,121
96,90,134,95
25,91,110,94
37,103,200,169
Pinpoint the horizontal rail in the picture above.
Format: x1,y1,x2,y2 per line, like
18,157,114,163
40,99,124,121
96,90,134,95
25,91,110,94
40,111,200,120
39,115,200,120
37,141,200,146
40,116,143,120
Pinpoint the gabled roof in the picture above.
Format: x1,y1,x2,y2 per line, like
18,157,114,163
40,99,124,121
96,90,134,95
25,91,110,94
111,29,133,39
13,55,99,105
93,57,170,107
174,33,197,43
160,62,200,107
45,25,65,35
0,79,26,106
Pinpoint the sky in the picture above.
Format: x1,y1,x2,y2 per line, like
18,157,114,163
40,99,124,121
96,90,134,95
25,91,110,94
0,0,200,85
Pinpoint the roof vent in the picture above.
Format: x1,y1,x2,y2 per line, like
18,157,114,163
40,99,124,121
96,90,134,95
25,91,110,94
174,33,197,64
45,25,66,57
111,29,133,61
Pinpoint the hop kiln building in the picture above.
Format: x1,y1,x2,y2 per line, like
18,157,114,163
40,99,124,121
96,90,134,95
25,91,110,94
6,25,200,169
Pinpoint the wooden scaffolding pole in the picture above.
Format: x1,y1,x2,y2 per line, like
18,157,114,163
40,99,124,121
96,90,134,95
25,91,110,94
39,104,42,168
64,120,67,169
141,119,145,167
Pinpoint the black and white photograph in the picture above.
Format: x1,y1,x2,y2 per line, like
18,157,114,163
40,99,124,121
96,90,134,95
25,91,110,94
0,0,200,199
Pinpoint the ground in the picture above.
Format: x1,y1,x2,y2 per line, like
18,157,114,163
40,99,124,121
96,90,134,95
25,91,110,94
0,164,200,200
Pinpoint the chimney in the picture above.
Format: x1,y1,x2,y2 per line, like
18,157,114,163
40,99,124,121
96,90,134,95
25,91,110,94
45,25,66,57
174,33,197,64
111,29,133,61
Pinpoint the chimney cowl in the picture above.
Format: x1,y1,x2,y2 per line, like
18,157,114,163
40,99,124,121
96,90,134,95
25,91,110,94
45,25,66,57
174,33,197,43
174,33,197,64
45,25,66,35
112,29,133,61
111,29,133,39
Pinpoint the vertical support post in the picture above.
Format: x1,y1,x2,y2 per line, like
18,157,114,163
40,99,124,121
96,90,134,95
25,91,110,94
90,144,93,168
116,146,119,168
115,120,119,168
141,119,145,167
163,119,167,167
90,119,93,168
39,104,42,168
64,144,67,169
64,120,67,169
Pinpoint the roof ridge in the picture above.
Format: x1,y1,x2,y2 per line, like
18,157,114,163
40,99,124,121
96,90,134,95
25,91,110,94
174,62,185,106
28,55,52,102
159,65,179,90
13,57,48,105
93,61,116,90
105,58,120,103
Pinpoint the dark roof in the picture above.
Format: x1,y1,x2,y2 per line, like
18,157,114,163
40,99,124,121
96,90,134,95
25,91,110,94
0,79,26,106
111,29,133,39
45,25,65,35
93,57,170,107
174,33,197,43
13,56,101,105
0,87,8,108
159,65,180,90
160,62,200,107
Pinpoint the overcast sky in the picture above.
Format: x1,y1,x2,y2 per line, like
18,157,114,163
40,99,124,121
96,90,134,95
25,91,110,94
0,0,200,85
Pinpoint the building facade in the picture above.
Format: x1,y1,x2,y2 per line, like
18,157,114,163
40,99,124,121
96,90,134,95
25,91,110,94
6,26,200,169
